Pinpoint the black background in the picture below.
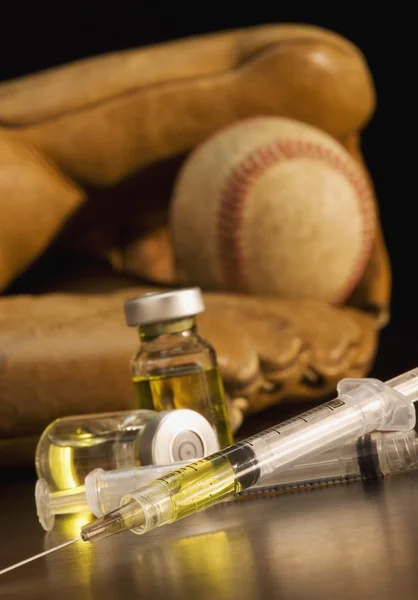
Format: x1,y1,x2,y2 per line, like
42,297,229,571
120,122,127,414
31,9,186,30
0,7,413,334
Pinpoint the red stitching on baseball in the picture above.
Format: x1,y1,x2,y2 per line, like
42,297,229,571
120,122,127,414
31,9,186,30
217,139,376,304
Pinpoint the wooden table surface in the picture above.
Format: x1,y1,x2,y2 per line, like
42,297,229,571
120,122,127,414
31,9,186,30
2,324,418,599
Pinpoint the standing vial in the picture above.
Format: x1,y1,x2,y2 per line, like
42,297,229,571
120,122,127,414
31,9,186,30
124,288,234,449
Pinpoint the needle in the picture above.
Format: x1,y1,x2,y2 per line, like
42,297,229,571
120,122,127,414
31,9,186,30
0,536,81,575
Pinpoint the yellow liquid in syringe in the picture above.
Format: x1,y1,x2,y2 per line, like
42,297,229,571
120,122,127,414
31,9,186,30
91,455,242,539
158,455,240,518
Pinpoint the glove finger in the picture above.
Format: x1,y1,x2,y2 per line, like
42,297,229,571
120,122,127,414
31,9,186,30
203,293,308,377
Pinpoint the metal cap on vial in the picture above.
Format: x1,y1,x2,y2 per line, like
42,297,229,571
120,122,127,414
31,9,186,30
138,409,219,465
124,288,205,327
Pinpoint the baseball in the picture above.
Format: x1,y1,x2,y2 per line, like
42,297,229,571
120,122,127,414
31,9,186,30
169,116,376,304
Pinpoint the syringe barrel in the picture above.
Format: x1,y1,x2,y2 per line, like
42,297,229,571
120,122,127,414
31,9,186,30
246,378,416,483
252,429,418,490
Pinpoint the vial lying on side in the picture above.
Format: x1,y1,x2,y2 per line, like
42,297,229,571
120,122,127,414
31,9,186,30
124,287,234,449
35,408,219,492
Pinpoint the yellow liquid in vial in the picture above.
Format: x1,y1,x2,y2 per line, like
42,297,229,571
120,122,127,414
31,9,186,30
132,366,233,449
37,426,141,490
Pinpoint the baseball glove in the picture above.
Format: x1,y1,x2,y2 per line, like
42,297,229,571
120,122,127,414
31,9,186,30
0,23,390,465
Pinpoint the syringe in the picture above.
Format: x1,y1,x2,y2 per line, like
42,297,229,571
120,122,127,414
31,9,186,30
2,370,418,576
79,370,418,542
35,428,418,531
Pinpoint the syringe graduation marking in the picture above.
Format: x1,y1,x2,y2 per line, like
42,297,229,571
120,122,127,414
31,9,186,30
247,398,347,443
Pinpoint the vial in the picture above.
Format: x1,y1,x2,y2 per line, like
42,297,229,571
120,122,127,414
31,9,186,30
35,408,219,491
124,287,234,449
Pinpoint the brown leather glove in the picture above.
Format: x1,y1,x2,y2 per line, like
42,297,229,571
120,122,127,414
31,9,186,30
0,24,390,465
0,277,377,466
0,23,376,292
